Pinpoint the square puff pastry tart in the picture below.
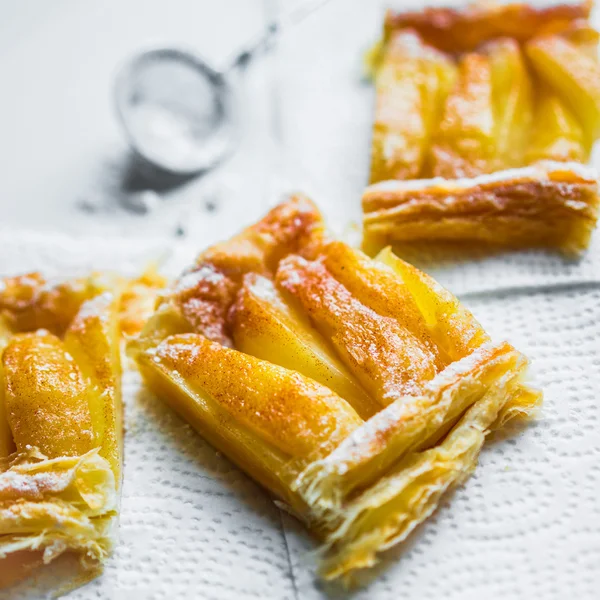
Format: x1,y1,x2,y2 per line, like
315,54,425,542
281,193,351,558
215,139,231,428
131,196,542,581
0,270,162,589
365,0,600,255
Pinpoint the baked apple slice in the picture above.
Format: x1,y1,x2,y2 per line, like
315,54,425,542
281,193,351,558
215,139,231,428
429,51,496,178
131,197,541,581
135,332,362,514
526,86,588,164
526,33,600,139
487,38,533,169
230,273,379,419
369,30,456,183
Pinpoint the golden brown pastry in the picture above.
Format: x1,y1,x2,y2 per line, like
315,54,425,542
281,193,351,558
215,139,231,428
363,162,600,255
130,196,541,582
369,30,456,183
0,270,163,589
367,0,600,254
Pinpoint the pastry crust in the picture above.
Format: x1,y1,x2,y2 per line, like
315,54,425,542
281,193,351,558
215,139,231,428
368,1,600,253
0,271,161,589
384,1,593,53
131,197,541,582
363,162,600,255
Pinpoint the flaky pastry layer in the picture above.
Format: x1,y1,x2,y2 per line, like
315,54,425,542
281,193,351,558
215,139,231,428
363,162,600,255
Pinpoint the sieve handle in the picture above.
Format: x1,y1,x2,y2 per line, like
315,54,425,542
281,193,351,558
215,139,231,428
226,0,334,72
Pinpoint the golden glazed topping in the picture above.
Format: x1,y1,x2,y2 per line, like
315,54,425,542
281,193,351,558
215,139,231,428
3,332,94,458
276,255,439,403
152,334,363,459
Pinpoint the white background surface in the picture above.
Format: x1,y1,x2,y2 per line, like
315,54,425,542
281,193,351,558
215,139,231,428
0,1,599,599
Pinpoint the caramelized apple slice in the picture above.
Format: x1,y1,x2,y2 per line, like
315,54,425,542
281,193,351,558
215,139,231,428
276,255,439,405
430,52,496,178
526,87,588,163
319,241,445,367
144,333,361,459
369,30,456,183
231,274,378,419
375,247,489,360
3,332,94,458
64,293,122,482
487,38,533,168
136,333,362,511
0,273,112,337
526,34,600,137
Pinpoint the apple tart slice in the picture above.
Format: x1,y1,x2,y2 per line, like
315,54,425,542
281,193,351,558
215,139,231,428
131,196,541,581
0,270,162,589
366,0,600,254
